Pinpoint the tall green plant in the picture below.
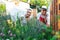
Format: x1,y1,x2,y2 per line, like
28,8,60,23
0,15,54,40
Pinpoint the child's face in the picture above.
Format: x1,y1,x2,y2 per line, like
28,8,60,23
41,9,47,15
25,11,31,18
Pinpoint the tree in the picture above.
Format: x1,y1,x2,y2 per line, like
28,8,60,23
20,0,52,8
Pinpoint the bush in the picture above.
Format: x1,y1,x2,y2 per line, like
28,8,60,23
0,15,54,40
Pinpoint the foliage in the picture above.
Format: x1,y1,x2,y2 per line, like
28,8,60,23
0,3,6,13
0,15,55,40
19,0,51,8
21,0,28,3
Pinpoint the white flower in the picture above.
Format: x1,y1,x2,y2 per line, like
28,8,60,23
6,39,10,40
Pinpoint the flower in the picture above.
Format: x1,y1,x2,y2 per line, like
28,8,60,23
0,32,5,36
2,33,5,36
8,30,11,34
10,33,13,36
0,32,3,36
7,20,12,24
56,32,59,35
6,39,10,40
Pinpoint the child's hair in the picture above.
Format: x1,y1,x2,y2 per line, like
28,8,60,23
41,8,47,11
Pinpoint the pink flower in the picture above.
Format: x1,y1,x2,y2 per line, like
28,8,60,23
10,33,13,36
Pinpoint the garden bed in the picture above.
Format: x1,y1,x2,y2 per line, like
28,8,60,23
0,15,58,40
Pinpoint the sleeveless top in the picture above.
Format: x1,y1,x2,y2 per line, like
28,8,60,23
39,14,47,24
